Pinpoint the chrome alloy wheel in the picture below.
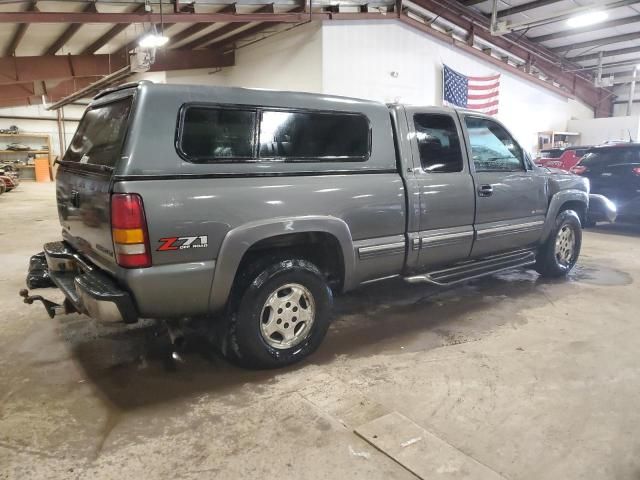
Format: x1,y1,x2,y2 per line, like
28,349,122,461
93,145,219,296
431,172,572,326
554,224,576,266
260,283,316,350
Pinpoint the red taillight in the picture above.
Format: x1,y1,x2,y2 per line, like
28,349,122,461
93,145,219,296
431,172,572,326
571,165,586,175
110,193,151,268
632,167,640,176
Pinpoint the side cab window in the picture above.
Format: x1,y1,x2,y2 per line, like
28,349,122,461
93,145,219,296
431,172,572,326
178,104,371,163
413,113,464,173
464,116,524,172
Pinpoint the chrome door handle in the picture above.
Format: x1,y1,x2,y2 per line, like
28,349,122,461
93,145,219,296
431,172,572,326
478,184,493,197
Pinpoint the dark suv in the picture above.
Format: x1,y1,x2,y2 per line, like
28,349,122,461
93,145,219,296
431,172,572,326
571,144,640,223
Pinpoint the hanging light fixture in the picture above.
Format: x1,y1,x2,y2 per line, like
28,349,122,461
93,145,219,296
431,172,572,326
139,30,169,48
138,1,168,48
566,11,608,28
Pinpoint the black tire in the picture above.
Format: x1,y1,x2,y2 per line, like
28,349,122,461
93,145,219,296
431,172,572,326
220,259,333,369
535,209,582,278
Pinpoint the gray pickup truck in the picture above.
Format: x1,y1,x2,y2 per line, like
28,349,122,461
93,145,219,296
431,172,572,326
21,81,610,368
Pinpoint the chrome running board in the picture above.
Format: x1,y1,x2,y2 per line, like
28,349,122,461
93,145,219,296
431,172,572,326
404,249,536,287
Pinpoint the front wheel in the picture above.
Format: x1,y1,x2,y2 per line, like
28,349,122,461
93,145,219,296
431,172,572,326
220,259,333,369
535,209,582,278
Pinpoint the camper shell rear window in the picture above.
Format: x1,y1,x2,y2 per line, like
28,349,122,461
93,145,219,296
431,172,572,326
177,104,371,163
63,97,133,168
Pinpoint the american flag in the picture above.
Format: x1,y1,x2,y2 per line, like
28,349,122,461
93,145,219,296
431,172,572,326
442,65,500,116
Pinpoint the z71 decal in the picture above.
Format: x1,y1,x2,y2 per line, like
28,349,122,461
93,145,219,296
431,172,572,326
157,236,209,251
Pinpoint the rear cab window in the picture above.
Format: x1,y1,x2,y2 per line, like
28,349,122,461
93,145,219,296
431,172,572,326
177,105,371,163
63,97,133,169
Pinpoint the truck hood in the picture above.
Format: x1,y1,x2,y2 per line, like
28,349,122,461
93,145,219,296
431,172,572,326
542,167,590,195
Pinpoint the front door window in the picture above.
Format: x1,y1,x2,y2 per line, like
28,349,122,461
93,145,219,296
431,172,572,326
464,117,524,172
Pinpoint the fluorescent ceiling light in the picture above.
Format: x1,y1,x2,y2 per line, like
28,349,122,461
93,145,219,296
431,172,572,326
566,11,608,28
138,33,169,48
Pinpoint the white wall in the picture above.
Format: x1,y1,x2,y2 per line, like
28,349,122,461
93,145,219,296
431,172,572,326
164,22,323,93
567,116,640,145
321,20,594,153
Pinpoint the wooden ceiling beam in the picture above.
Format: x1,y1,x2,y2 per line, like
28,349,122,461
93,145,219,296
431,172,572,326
81,4,145,54
44,2,97,55
206,4,304,51
0,10,306,23
0,53,128,86
166,3,237,47
0,49,234,87
212,22,279,50
4,1,38,56
180,3,275,50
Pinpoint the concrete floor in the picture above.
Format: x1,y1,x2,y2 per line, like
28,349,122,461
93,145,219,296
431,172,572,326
2,182,640,479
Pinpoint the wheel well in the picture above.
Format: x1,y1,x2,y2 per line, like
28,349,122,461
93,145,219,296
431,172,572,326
236,232,345,291
559,200,587,224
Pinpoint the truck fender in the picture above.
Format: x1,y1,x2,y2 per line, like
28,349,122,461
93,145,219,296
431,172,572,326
208,216,356,313
540,189,589,242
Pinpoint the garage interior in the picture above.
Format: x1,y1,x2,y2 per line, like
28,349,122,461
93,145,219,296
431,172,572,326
1,0,640,478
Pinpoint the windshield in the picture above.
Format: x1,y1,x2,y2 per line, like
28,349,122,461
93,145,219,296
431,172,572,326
63,97,132,168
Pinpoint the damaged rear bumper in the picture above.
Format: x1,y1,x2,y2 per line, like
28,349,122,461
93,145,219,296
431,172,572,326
21,241,138,324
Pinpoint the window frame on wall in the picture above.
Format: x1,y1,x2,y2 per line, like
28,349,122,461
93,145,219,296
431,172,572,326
176,103,372,164
463,115,526,173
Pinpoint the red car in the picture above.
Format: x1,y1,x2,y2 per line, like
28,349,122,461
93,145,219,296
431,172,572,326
536,146,591,171
0,165,19,192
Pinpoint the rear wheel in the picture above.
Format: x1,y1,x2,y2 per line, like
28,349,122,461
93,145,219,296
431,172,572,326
535,209,582,277
219,259,333,369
